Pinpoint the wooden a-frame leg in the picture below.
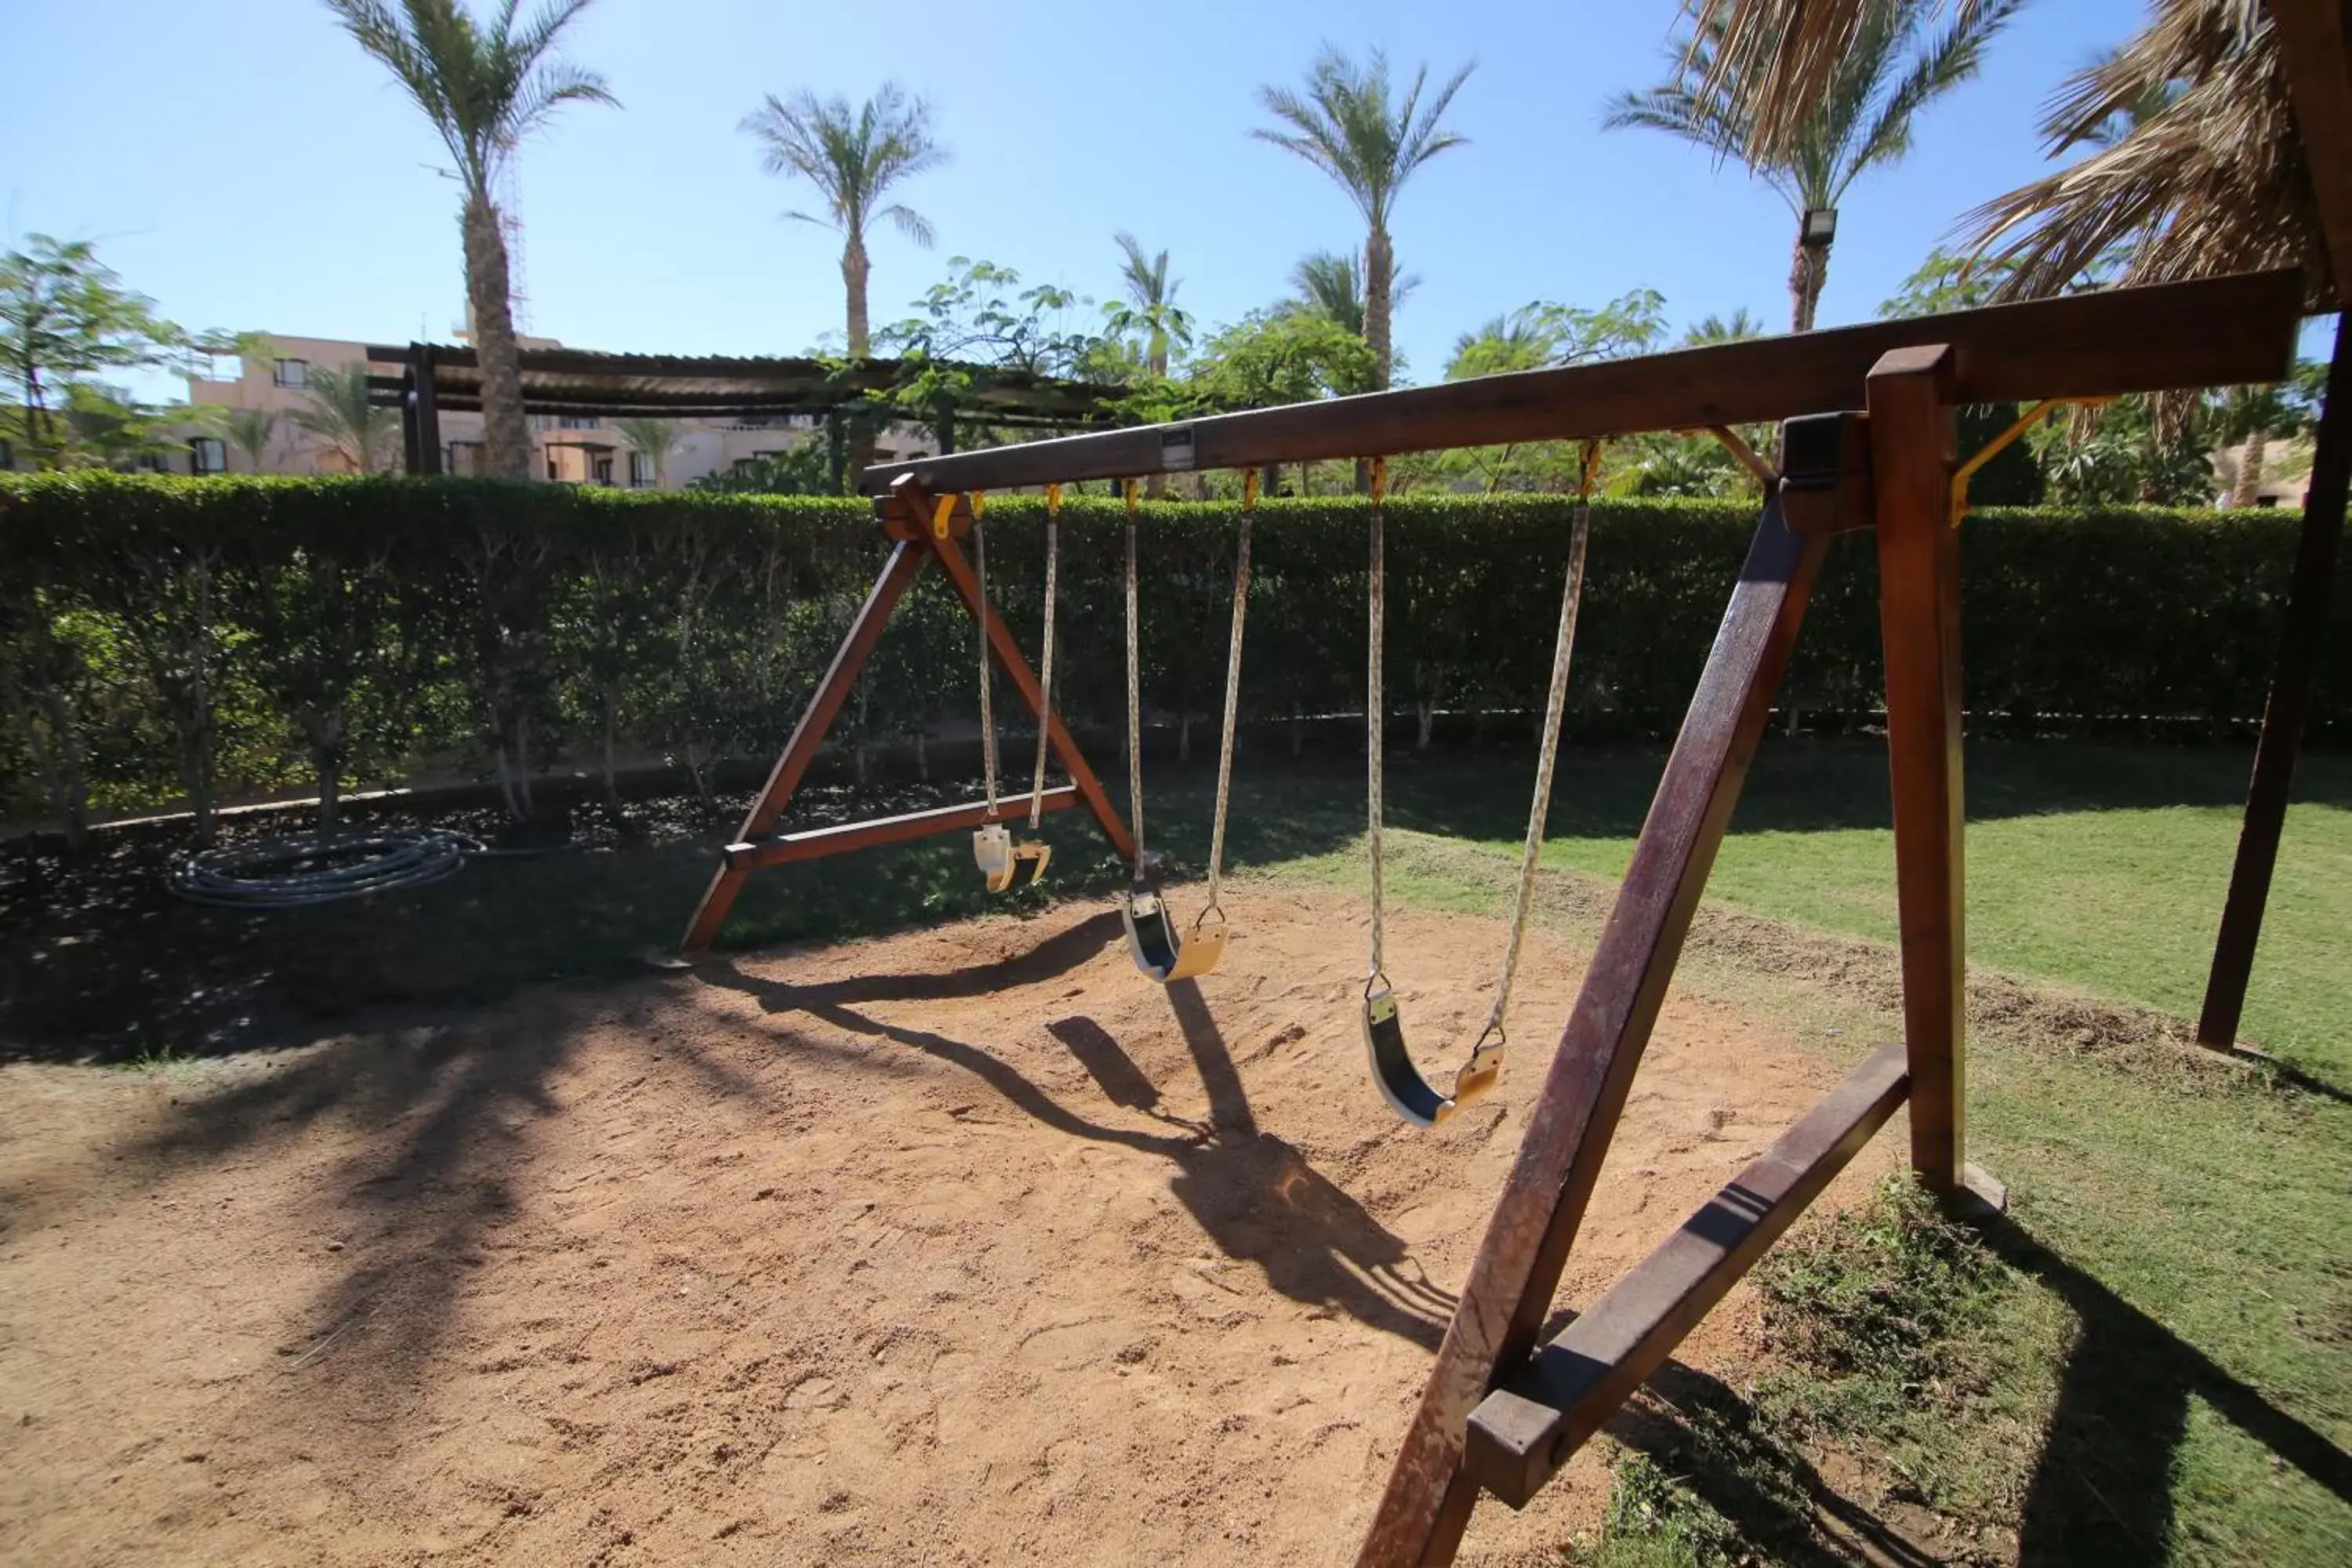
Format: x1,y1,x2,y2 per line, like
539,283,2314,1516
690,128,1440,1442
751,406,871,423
2198,311,2350,1049
1357,495,1830,1568
921,524,1138,867
676,539,929,953
1868,347,1967,1197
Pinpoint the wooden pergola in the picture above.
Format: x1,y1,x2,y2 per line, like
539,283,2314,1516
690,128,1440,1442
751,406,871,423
362,343,1125,482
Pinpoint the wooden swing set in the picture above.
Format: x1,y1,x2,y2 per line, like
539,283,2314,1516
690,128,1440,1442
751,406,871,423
671,264,2321,1563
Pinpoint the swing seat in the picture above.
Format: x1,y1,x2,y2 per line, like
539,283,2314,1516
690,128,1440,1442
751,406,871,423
1122,889,1227,982
1363,984,1502,1128
1011,839,1051,887
974,824,1016,894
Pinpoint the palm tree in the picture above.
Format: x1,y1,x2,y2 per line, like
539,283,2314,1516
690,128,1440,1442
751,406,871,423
290,364,398,474
325,0,614,480
1254,46,1474,391
1606,0,2021,331
223,407,279,472
740,83,944,358
613,415,680,485
1290,249,1421,341
1112,233,1185,379
1963,2,2328,305
1682,307,1767,345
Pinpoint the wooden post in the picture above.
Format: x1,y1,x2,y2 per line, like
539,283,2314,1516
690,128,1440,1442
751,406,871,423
413,343,444,476
1357,495,1830,1567
676,540,929,953
2198,311,2351,1047
1867,345,1966,1196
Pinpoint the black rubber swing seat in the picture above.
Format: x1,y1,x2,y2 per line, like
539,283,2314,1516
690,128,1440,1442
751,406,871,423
1122,887,1227,983
1363,982,1503,1128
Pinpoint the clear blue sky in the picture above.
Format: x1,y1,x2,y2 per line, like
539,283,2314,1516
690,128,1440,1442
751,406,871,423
9,0,2154,397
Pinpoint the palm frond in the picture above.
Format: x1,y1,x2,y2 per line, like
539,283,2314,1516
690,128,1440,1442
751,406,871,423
1961,0,2328,306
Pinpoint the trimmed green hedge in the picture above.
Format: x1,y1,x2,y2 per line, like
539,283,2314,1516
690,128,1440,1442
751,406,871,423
1,474,2342,835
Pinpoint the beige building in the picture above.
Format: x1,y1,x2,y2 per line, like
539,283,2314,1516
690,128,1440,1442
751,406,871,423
183,333,940,488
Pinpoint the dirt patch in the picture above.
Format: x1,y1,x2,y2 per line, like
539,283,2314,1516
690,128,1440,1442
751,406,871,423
0,882,1893,1566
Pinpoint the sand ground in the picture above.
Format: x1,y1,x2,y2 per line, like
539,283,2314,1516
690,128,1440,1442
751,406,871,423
0,882,1896,1566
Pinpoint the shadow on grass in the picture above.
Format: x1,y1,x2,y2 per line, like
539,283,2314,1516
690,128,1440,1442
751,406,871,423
1986,1214,2352,1564
703,954,1455,1350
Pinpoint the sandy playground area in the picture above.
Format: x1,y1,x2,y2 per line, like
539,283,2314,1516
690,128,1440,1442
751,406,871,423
1,883,1896,1566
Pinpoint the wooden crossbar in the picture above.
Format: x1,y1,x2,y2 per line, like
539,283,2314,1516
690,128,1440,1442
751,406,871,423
1463,1042,1911,1508
722,787,1081,870
863,269,2300,495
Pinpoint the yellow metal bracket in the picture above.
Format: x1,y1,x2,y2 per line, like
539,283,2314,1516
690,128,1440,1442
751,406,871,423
930,494,957,540
1950,396,2111,527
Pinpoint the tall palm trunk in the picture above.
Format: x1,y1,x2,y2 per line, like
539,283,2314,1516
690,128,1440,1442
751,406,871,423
464,193,532,479
1364,227,1396,387
2232,428,2268,506
843,234,872,358
1788,225,1831,332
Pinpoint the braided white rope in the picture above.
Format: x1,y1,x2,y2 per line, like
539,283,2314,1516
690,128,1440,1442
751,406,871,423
1478,488,1593,1042
1124,483,1145,878
1366,470,1387,983
971,494,1000,816
1028,494,1060,829
1201,481,1254,920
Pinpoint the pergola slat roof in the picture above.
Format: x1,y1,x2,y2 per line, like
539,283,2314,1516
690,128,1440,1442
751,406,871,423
364,343,1123,428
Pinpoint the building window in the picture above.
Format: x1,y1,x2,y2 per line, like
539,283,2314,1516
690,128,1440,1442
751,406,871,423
546,459,559,480
190,437,227,475
198,354,243,383
138,451,178,474
628,451,653,487
272,358,308,390
593,456,614,485
558,415,600,430
528,414,552,431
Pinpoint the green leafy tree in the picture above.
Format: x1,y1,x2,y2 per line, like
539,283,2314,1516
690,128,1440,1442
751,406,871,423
1606,0,2021,329
325,0,615,479
0,234,230,467
741,82,944,358
290,364,398,474
1254,46,1474,392
1439,292,1666,492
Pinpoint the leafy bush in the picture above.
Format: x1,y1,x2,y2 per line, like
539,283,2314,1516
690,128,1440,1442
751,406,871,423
2,474,2341,839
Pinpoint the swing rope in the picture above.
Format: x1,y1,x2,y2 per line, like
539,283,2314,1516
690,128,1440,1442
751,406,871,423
1367,456,1389,989
1200,469,1256,927
971,489,1000,818
1123,478,1147,880
1474,440,1602,1049
1029,483,1062,829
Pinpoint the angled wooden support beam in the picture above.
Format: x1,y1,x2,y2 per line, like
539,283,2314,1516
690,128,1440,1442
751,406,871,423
1357,495,1831,1568
1464,1042,1910,1507
2199,312,2352,1047
1868,347,1968,1196
896,477,1140,869
676,539,930,953
722,787,1083,871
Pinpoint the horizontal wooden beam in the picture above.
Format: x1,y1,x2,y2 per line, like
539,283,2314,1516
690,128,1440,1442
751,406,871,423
862,270,2304,494
1462,1042,1911,1509
721,786,1080,870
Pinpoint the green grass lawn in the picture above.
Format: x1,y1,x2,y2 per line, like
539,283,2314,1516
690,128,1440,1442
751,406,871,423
1324,736,2352,1085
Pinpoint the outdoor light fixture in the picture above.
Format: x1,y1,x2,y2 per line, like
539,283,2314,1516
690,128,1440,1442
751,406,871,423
1802,206,1838,248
